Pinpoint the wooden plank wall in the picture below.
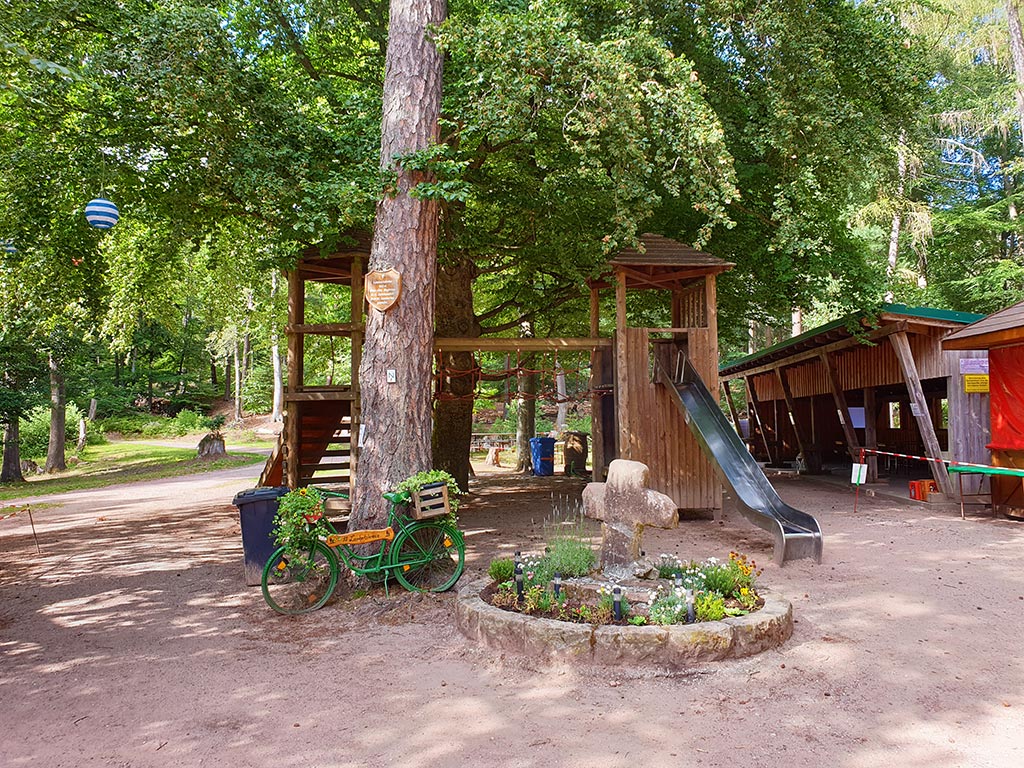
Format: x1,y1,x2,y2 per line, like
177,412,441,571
945,349,991,493
748,328,956,401
621,327,721,512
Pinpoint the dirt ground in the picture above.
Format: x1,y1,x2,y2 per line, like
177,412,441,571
2,463,1024,768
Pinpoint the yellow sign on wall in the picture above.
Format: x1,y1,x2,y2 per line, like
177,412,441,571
964,374,990,393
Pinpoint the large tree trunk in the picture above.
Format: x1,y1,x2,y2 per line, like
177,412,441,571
432,256,478,491
351,0,446,529
1,420,24,483
233,340,243,421
884,131,908,302
1008,1,1024,150
514,359,537,473
270,272,284,422
45,351,67,473
271,338,283,422
554,363,568,432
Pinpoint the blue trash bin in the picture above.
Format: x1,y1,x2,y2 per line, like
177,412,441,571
232,486,290,585
529,437,556,476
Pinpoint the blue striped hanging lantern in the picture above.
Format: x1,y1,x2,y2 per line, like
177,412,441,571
85,197,119,230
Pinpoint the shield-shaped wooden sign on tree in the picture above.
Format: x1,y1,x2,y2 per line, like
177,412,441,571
365,268,402,312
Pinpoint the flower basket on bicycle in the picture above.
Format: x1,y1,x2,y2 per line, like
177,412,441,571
410,481,451,520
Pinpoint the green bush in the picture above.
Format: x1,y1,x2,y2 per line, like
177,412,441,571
488,558,515,583
695,592,726,622
18,402,85,459
648,591,687,625
96,412,184,438
174,409,206,432
84,383,137,418
544,534,595,578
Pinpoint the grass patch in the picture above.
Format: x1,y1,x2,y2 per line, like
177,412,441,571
0,442,266,502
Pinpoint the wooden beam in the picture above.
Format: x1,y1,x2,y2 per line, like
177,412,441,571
889,331,954,496
722,379,742,432
744,375,775,464
590,285,605,477
942,327,1024,350
776,367,820,472
819,350,861,460
285,269,304,489
298,263,353,280
643,327,693,335
614,269,630,458
617,265,728,290
287,323,358,336
433,337,611,352
863,387,878,482
721,321,908,381
285,390,357,402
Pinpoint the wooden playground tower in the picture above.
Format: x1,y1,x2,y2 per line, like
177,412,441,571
261,233,733,515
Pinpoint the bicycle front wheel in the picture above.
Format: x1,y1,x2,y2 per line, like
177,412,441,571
261,542,339,615
390,522,465,593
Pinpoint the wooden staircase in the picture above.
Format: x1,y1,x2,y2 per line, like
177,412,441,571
259,397,354,490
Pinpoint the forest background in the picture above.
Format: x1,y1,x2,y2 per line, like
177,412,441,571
2,0,1023,483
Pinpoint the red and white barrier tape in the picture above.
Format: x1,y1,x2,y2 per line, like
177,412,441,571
858,448,1000,472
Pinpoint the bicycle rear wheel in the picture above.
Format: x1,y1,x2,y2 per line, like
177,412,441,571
261,542,339,615
390,522,465,593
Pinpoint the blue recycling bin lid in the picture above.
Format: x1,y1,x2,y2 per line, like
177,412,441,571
232,486,290,507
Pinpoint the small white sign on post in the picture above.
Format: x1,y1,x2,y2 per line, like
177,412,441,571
851,463,868,485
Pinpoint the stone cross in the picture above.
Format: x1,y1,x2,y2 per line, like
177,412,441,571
582,459,678,567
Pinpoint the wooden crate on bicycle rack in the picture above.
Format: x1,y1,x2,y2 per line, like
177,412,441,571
411,482,451,520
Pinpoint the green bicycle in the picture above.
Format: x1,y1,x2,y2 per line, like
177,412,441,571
261,483,465,615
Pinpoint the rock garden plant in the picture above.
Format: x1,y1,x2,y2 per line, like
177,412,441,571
485,547,765,626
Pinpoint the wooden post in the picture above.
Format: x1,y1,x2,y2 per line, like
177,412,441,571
286,269,305,488
722,379,742,431
889,331,954,496
744,375,775,464
614,269,631,459
776,366,819,472
590,285,605,477
863,387,878,482
819,350,860,461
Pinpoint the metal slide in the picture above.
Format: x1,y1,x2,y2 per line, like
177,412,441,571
654,353,823,566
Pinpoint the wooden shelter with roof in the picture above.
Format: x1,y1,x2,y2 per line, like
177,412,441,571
587,234,734,513
944,300,1024,517
719,305,990,498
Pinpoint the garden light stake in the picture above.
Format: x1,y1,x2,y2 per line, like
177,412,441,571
613,586,622,621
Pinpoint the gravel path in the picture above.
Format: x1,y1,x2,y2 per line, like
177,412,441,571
2,467,1023,767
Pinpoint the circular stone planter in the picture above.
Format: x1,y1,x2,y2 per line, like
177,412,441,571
455,578,793,666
